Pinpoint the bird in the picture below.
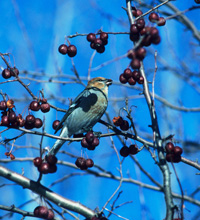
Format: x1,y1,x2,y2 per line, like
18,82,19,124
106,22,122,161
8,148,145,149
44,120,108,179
48,77,112,155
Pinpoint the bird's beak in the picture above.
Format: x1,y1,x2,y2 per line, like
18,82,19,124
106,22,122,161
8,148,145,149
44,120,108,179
106,79,112,86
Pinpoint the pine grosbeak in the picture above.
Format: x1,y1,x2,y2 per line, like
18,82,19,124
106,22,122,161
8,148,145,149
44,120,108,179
49,77,112,155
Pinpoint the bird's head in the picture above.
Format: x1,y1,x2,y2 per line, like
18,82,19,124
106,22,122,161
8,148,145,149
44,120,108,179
87,77,112,96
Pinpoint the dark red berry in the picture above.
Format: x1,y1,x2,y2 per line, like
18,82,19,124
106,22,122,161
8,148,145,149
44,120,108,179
166,153,175,162
120,120,129,131
165,142,174,153
128,77,136,85
81,138,90,148
67,45,77,57
86,131,94,143
34,206,40,217
75,157,87,170
96,45,105,53
151,35,161,45
130,24,139,35
33,157,42,167
58,44,68,55
25,115,35,125
52,120,60,130
140,27,151,36
41,103,50,113
38,162,50,174
100,32,108,41
38,206,49,218
102,39,108,46
127,49,136,59
173,155,181,163
10,67,19,77
1,115,9,126
87,33,96,42
0,101,7,110
46,155,58,165
129,144,139,155
136,18,145,30
123,68,132,79
130,33,140,42
120,146,130,157
174,146,183,156
135,9,143,17
17,116,25,127
137,76,144,84
2,69,11,79
90,42,96,49
48,164,57,173
86,158,94,168
136,47,146,60
29,101,40,111
94,38,103,48
8,111,17,123
149,12,159,23
34,118,43,128
119,74,127,84
47,209,55,220
132,70,140,80
113,116,124,126
158,17,166,26
91,137,99,147
141,35,152,47
130,59,141,69
150,27,159,37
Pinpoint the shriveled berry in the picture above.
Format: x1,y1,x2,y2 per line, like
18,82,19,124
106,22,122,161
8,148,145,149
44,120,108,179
129,144,139,155
52,120,60,130
123,68,132,79
34,118,43,128
100,32,108,41
86,158,94,168
33,157,42,167
130,59,141,69
120,146,130,157
46,155,58,165
165,142,174,153
0,101,7,110
41,103,50,113
38,162,50,174
67,45,77,57
120,120,129,131
87,33,96,42
6,99,15,109
149,12,159,23
29,101,40,111
174,146,183,156
119,74,127,84
58,44,68,55
113,116,124,126
2,69,11,79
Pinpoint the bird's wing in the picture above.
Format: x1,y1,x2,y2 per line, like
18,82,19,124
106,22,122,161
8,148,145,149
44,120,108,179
54,88,91,134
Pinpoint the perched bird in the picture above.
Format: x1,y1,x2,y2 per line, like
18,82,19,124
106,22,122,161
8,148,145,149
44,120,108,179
49,77,112,155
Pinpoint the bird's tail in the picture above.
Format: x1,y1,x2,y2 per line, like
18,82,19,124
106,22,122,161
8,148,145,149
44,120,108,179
48,127,69,156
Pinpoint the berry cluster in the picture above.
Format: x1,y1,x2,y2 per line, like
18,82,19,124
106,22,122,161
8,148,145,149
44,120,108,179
33,155,58,174
29,99,50,113
34,206,54,220
75,157,94,170
1,67,19,79
120,144,139,157
148,12,166,26
81,131,100,150
119,68,144,85
87,32,108,54
165,142,183,163
112,116,129,131
5,151,15,160
58,44,77,57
